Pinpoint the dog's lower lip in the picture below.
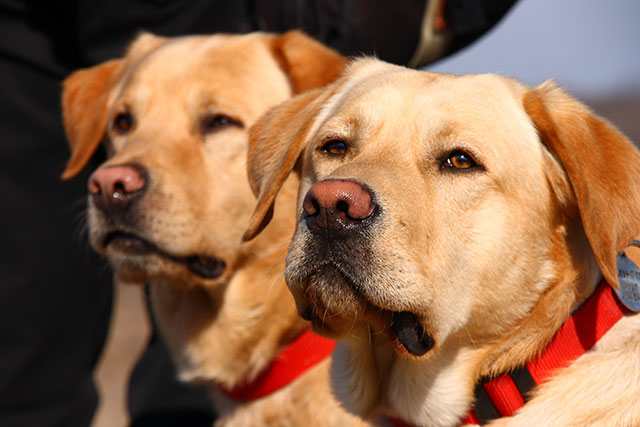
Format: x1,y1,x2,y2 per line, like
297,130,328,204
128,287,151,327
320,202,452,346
392,311,434,356
104,232,153,254
103,231,226,279
185,256,226,279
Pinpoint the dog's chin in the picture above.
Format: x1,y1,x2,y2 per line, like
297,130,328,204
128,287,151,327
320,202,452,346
289,262,436,358
291,264,366,338
95,231,228,284
109,259,152,284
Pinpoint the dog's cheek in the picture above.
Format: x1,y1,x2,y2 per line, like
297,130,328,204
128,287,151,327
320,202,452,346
283,250,308,310
86,205,105,253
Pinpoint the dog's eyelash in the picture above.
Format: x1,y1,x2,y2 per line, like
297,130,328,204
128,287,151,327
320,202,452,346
113,112,133,134
319,139,348,157
201,114,243,134
440,149,484,172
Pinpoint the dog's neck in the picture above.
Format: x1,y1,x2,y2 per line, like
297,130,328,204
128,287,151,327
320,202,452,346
150,247,305,389
334,216,604,426
474,215,602,378
150,179,305,393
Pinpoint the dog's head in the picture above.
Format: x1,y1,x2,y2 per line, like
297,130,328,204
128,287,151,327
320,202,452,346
62,30,345,287
244,59,640,417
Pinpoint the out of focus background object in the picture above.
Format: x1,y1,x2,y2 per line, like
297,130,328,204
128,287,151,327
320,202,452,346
252,0,518,66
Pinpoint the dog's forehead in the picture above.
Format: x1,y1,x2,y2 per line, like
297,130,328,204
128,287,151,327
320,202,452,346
130,34,272,80
314,64,540,161
334,67,526,128
114,34,290,118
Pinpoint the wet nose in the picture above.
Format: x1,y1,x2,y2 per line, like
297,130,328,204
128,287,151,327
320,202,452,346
88,164,147,214
302,179,378,235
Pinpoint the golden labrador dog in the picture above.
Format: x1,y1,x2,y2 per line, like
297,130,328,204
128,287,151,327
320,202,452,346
244,58,640,426
61,30,367,426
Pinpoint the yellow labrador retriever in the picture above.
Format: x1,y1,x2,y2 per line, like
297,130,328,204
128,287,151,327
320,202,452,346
61,31,367,426
244,58,640,426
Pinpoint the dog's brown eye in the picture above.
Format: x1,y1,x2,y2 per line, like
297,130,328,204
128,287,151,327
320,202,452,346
113,112,133,133
320,139,347,157
201,114,243,134
444,150,477,170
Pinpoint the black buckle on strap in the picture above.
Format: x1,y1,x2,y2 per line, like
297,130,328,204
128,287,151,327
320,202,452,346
472,365,537,424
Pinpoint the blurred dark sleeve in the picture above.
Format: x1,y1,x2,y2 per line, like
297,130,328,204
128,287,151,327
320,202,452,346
251,0,519,67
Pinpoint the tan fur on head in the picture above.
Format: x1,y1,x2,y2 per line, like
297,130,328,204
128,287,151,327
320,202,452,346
271,30,347,94
243,58,390,241
125,32,169,62
243,86,341,241
61,33,169,180
244,58,640,426
61,30,346,181
239,31,347,241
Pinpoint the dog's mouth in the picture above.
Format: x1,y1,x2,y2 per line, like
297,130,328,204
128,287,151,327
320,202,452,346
304,294,435,357
296,262,435,357
103,231,226,279
104,231,154,254
391,311,435,357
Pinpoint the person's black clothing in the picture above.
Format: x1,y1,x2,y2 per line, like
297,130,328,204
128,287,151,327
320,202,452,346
252,0,518,66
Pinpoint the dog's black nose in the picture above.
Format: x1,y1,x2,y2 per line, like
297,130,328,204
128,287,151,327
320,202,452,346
88,163,147,215
302,179,378,236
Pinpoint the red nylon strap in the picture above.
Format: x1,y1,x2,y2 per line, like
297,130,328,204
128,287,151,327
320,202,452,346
463,411,481,425
469,280,627,424
526,281,627,383
481,373,524,417
391,280,628,426
218,329,336,401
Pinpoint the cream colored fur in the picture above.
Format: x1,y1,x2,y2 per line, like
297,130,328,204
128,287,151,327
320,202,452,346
244,58,640,426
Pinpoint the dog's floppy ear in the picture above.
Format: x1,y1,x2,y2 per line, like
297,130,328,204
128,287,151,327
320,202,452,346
524,81,640,289
271,30,347,94
241,31,347,241
61,32,168,180
61,59,124,179
242,85,338,241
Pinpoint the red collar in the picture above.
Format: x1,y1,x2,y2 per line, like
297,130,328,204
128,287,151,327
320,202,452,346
392,279,628,426
218,329,336,401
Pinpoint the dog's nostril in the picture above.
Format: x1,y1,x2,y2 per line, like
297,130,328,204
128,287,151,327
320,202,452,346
113,181,126,194
311,198,320,215
88,178,102,196
303,193,321,217
336,200,349,216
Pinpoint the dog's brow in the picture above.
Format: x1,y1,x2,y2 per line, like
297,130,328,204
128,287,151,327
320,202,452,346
433,123,456,141
422,122,458,155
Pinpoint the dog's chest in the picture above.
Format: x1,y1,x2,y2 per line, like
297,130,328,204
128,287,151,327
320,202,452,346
384,350,478,427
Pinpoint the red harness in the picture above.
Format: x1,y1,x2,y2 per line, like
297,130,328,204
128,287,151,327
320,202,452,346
392,280,628,426
218,329,336,401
